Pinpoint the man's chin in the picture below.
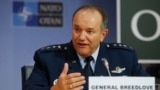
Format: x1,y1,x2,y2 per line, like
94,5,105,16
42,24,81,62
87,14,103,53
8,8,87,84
77,50,90,57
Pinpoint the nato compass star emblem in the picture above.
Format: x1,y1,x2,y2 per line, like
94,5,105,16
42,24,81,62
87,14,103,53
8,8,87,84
13,1,38,26
18,7,32,22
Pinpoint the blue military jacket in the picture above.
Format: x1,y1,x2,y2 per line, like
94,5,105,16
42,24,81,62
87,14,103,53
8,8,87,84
25,41,149,90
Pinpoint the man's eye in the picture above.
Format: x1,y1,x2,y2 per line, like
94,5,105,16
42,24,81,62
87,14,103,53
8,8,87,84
74,28,81,32
87,30,94,34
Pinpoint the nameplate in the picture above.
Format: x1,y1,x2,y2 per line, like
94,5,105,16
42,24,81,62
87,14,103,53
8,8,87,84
89,76,155,90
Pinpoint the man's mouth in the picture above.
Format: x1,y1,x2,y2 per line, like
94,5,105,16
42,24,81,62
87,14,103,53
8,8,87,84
78,43,88,47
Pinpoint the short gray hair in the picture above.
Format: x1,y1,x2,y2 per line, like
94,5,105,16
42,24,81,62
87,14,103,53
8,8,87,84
72,5,108,30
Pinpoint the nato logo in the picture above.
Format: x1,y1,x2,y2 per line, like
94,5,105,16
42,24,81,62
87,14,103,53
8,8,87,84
13,1,63,27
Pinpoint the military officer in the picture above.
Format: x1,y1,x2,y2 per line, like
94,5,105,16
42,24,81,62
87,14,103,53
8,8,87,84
25,5,149,90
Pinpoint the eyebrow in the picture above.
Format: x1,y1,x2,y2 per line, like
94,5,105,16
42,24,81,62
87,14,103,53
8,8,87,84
73,24,94,30
73,24,80,27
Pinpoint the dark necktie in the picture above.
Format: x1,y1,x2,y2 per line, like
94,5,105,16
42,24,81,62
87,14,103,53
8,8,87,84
83,56,94,77
83,56,94,90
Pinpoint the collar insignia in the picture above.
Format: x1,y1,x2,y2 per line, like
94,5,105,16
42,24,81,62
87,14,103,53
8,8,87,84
72,60,76,63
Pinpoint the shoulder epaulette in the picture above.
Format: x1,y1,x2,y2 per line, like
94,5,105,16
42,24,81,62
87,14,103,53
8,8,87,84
106,43,134,51
39,44,68,52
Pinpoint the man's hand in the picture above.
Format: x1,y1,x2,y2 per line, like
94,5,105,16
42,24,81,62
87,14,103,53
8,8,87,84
50,63,86,90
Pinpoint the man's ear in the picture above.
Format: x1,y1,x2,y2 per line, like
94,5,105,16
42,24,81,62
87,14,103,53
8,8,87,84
101,29,108,41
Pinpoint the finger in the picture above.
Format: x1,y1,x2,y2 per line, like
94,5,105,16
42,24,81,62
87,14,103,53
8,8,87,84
66,73,82,80
70,78,86,87
59,63,69,77
72,86,84,90
54,63,69,89
69,83,84,90
67,76,85,84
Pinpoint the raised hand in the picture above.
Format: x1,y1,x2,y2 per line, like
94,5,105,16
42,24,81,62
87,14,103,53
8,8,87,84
50,63,86,90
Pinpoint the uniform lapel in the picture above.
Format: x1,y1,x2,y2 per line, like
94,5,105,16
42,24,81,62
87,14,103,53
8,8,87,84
94,43,111,76
65,42,83,74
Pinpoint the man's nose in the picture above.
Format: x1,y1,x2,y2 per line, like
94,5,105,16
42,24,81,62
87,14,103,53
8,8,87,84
79,31,86,40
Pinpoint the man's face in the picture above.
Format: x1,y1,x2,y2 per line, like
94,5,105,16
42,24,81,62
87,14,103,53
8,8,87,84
72,10,108,57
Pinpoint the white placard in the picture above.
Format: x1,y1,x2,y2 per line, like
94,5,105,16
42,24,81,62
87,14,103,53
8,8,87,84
89,76,155,90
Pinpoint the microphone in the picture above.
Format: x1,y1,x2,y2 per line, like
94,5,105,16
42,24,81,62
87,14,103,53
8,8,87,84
102,58,111,76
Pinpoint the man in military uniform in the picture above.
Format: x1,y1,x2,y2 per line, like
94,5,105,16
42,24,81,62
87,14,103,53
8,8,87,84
25,5,149,90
